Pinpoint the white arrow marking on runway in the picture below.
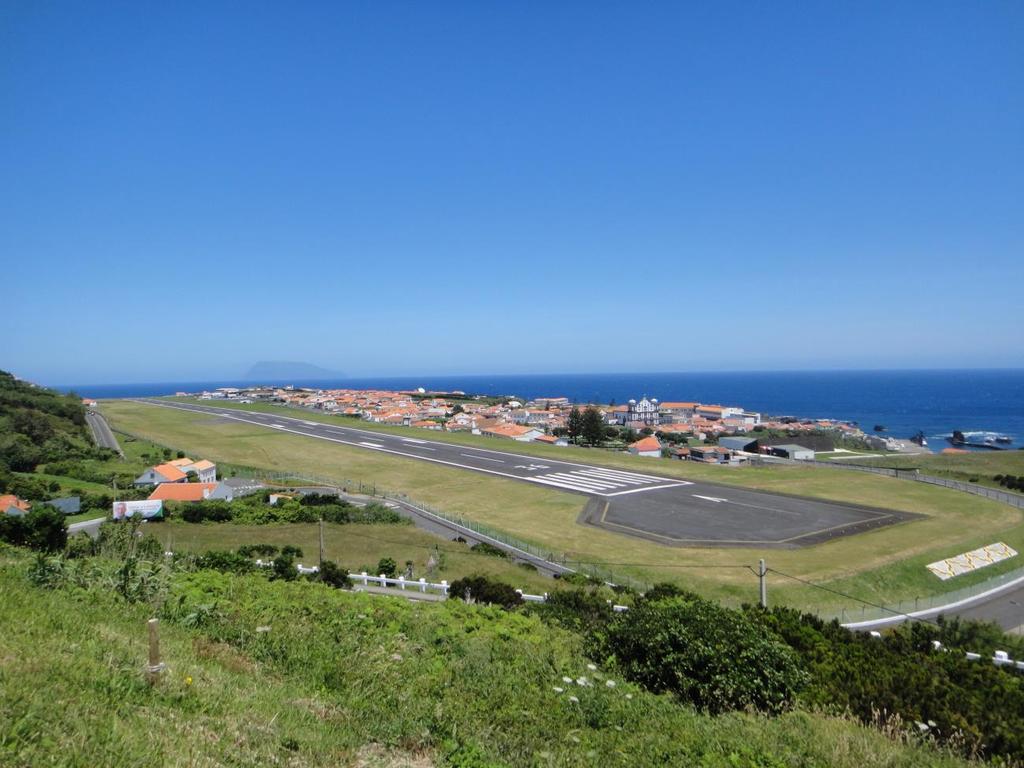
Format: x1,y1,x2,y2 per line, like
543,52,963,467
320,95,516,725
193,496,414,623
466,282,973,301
692,494,729,503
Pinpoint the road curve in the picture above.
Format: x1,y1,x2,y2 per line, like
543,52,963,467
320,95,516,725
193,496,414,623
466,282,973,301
86,410,123,456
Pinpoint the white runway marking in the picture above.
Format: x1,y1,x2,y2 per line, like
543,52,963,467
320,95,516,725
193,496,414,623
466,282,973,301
402,438,427,444
359,441,385,448
464,454,504,463
693,494,728,503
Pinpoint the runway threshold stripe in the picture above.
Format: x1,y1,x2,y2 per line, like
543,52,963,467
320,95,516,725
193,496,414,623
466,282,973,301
529,477,608,494
576,470,647,485
543,473,618,490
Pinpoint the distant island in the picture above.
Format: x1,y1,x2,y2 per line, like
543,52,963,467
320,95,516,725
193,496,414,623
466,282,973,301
244,361,343,381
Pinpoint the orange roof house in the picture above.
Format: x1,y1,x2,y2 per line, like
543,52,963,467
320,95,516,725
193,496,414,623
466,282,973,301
1,494,31,515
148,483,218,502
628,436,663,456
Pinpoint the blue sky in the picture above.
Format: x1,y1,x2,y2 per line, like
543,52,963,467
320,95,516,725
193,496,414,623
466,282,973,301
2,1,1022,385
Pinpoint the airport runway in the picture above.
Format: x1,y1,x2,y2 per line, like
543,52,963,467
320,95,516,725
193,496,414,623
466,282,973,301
133,399,917,548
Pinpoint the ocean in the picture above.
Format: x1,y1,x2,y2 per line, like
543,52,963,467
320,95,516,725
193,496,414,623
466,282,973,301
58,369,1024,449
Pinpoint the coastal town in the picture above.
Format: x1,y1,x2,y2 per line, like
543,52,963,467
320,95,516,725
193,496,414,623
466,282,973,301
182,385,923,463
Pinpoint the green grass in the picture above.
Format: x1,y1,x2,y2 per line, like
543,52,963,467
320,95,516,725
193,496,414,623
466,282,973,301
149,520,557,592
100,399,1024,613
0,548,974,767
851,450,1024,489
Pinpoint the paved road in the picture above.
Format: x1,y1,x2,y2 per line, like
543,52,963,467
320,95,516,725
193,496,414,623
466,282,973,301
86,410,123,456
134,399,914,548
844,574,1024,633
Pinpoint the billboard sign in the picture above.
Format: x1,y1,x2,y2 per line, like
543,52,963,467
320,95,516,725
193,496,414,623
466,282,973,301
112,500,164,520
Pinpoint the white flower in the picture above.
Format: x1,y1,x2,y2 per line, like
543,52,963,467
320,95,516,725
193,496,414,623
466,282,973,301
587,663,597,671
553,687,564,693
562,676,573,684
568,695,579,703
605,680,616,688
576,676,590,686
625,693,633,700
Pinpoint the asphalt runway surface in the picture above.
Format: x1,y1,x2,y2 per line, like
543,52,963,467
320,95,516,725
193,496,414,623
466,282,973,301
134,399,917,548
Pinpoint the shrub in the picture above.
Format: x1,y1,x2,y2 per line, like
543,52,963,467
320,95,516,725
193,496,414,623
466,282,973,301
65,533,97,559
195,550,257,574
319,560,351,589
470,542,508,559
237,543,279,558
448,575,523,609
0,507,67,552
603,596,807,714
271,553,296,581
534,588,614,638
280,545,304,559
376,557,398,577
180,501,234,523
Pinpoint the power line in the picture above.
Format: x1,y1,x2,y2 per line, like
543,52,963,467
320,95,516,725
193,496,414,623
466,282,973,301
766,567,939,626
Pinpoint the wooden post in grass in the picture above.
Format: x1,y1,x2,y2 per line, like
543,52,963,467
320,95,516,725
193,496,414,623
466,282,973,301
146,618,163,685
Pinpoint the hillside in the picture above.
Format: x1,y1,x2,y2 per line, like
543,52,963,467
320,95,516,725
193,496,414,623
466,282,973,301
0,370,105,476
0,545,974,768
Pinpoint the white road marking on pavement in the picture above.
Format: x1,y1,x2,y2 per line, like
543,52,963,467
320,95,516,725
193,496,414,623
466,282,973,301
463,454,504,462
359,441,385,448
576,469,647,485
529,476,611,494
541,473,617,490
402,438,427,444
692,494,729,503
514,463,551,470
303,421,318,426
604,483,691,496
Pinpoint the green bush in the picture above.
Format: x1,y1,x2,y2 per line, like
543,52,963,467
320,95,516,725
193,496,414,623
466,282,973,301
375,557,398,577
237,543,279,558
604,596,808,714
448,575,523,609
318,560,351,589
0,507,67,552
271,553,296,581
752,606,1024,759
195,550,257,574
469,542,508,559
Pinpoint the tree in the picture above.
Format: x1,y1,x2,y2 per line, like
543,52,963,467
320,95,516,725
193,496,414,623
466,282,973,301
567,407,583,445
582,406,605,446
450,403,465,416
271,552,296,581
376,557,398,577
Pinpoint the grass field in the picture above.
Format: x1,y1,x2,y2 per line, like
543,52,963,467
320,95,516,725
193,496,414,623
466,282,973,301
101,399,1024,612
150,521,556,592
853,450,1024,489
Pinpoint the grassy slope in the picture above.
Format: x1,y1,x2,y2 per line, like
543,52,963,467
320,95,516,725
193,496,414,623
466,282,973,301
101,400,1024,611
0,549,971,768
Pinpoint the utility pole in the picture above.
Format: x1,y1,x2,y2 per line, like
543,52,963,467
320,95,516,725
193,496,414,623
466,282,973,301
318,515,325,569
759,559,768,609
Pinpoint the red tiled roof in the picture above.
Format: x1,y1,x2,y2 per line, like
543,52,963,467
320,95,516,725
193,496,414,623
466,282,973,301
629,436,662,452
152,464,188,482
148,483,218,501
